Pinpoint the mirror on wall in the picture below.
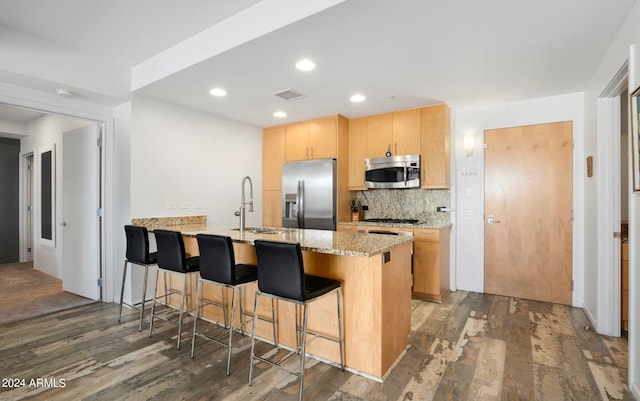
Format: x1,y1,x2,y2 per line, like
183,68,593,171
40,144,55,246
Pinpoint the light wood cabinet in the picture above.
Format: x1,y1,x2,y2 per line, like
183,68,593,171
392,108,421,156
413,226,450,302
263,126,286,191
420,104,450,189
262,190,282,228
366,110,420,158
263,115,349,227
348,117,368,189
285,117,337,161
285,122,311,161
366,112,393,158
309,116,338,159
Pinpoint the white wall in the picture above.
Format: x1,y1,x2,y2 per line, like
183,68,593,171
453,93,586,308
20,115,92,279
130,95,263,227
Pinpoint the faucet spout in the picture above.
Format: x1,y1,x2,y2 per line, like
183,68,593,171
238,176,254,233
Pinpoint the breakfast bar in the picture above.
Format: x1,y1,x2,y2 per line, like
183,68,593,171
141,222,414,381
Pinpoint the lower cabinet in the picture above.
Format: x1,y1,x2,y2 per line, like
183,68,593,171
413,226,450,302
337,223,451,302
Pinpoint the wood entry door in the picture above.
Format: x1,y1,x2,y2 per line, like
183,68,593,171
484,122,573,305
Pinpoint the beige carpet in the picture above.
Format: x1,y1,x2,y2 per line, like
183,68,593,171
0,262,96,325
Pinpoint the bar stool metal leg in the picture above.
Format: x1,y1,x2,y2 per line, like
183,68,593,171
176,273,188,350
227,286,237,376
148,269,159,338
298,303,309,401
337,288,345,370
248,291,260,386
190,278,203,359
118,260,128,323
138,264,149,332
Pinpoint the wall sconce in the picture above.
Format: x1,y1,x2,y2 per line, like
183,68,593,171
463,134,475,157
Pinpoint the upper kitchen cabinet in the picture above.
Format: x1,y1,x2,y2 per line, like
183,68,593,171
285,116,339,161
366,112,393,158
366,110,420,159
309,116,338,159
420,104,450,189
285,122,311,161
348,116,368,189
392,108,421,156
263,125,286,191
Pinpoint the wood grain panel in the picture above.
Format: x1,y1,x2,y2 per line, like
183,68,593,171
392,108,421,156
285,122,310,161
309,116,337,159
261,190,282,228
262,126,285,191
420,104,450,188
348,117,368,189
484,121,573,305
367,112,393,158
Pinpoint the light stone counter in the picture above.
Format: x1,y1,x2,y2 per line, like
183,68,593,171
338,221,452,230
151,224,413,257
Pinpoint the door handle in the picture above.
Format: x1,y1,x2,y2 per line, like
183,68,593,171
487,214,501,224
59,222,67,227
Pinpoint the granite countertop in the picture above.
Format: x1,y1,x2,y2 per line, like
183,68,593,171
338,221,452,230
149,224,414,258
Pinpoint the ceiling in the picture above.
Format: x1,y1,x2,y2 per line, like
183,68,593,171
0,0,636,128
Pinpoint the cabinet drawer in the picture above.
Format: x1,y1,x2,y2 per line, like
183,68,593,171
414,229,440,242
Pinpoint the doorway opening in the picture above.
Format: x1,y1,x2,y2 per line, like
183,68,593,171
0,102,105,306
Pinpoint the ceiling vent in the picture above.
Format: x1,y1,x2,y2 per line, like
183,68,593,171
272,88,306,101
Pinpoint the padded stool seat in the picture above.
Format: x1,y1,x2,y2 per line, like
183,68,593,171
119,225,157,331
148,229,200,350
249,240,344,401
190,234,275,376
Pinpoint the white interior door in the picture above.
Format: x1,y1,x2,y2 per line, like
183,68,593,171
62,124,100,300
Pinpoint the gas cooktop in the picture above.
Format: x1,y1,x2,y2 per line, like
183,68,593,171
362,218,420,224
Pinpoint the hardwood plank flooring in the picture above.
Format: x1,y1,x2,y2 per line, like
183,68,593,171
0,291,633,401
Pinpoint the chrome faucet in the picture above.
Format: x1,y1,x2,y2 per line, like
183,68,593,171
235,176,254,234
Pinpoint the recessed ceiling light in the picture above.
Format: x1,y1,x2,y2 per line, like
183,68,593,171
209,88,227,97
295,59,315,71
56,88,74,98
273,111,287,118
350,94,366,102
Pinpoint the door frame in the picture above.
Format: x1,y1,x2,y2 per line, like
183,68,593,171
4,101,107,303
21,152,34,262
597,61,628,336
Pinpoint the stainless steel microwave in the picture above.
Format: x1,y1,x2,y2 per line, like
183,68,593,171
364,154,420,189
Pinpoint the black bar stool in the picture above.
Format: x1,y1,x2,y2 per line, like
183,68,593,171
148,229,200,350
119,225,157,331
249,240,344,401
190,234,264,375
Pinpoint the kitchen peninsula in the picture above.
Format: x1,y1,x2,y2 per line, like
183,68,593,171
135,219,414,381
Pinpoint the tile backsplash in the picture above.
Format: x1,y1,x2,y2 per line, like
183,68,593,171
356,189,451,225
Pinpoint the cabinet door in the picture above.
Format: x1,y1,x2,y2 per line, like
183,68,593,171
262,190,282,227
420,104,450,188
392,108,420,156
367,112,393,158
285,122,310,161
309,117,337,159
263,126,286,191
413,240,440,295
348,117,368,189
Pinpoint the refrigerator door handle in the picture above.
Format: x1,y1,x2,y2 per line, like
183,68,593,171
297,180,305,228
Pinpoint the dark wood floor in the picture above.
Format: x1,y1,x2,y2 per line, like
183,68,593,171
0,291,634,401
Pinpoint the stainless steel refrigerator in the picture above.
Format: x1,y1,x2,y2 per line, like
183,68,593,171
282,158,336,231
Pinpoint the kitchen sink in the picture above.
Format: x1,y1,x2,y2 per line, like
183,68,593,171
231,227,286,234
